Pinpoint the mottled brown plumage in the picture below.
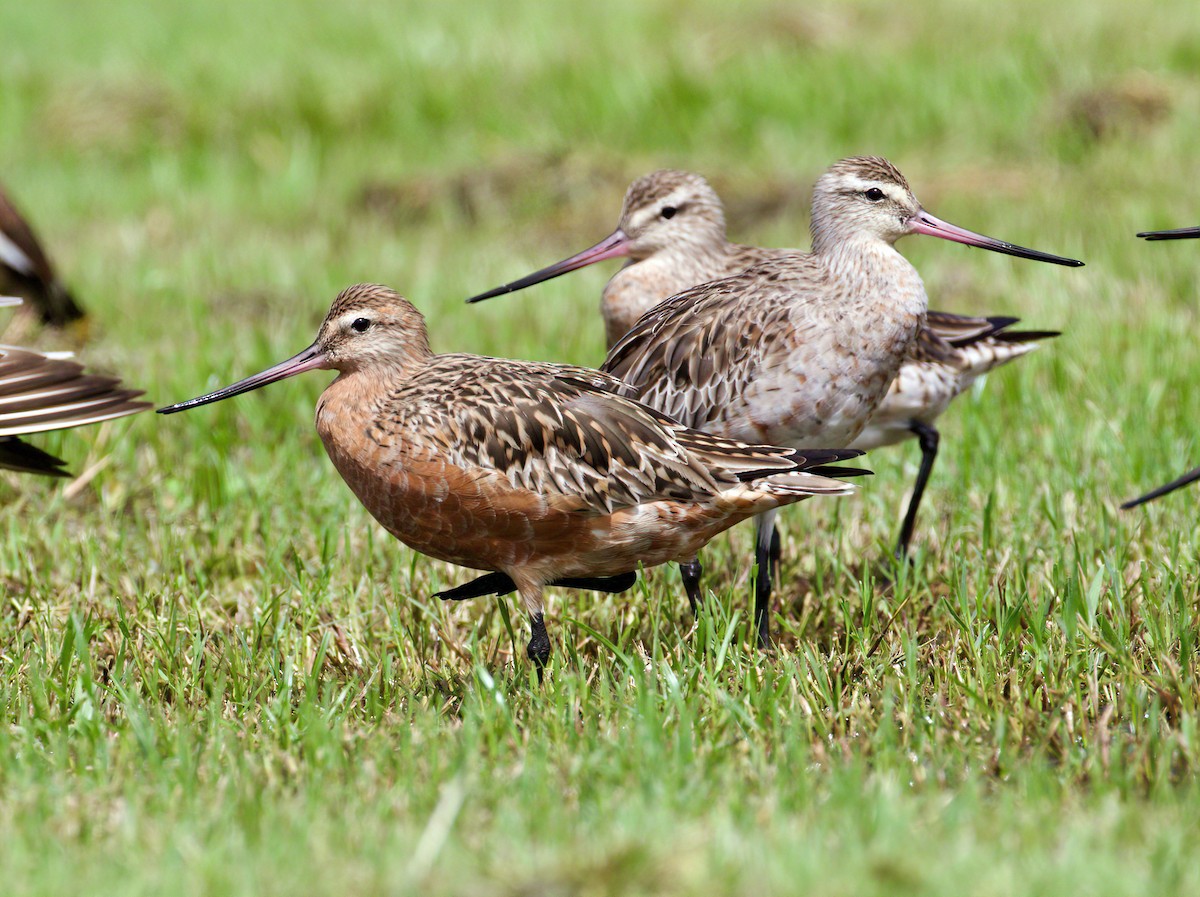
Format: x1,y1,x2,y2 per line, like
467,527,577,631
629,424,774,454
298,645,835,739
160,284,865,667
599,158,1080,643
468,166,1064,569
0,299,148,476
853,313,1057,452
0,187,86,327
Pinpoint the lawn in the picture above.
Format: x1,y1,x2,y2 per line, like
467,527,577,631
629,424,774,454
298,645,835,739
2,0,1200,894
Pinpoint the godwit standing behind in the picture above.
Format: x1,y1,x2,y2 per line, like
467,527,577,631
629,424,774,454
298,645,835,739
593,157,1081,645
468,167,1064,593
1123,225,1200,508
0,187,86,328
0,298,148,476
468,170,740,347
160,284,868,668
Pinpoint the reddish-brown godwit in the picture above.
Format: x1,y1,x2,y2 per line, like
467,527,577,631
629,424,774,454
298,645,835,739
0,298,147,475
467,166,1065,616
1123,225,1200,508
0,187,86,328
479,158,1079,646
159,284,868,668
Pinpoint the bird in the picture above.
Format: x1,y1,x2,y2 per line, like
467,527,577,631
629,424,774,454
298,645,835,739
0,297,148,476
473,158,1081,647
466,166,1064,605
1123,224,1200,509
158,284,869,669
467,169,741,348
0,185,87,328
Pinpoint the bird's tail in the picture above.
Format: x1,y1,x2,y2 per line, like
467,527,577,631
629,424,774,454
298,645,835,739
956,329,1060,381
0,437,70,477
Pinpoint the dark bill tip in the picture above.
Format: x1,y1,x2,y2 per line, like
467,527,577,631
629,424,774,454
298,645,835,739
1121,465,1200,509
158,344,327,415
1137,226,1200,242
465,228,631,304
911,211,1084,267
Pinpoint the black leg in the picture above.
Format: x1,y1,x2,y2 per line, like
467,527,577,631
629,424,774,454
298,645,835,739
894,421,940,561
435,571,637,602
527,612,551,674
753,513,778,649
680,557,704,618
434,571,516,601
553,572,638,594
754,543,772,648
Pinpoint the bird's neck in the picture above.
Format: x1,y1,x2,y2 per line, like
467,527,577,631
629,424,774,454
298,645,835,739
637,238,744,279
820,236,926,307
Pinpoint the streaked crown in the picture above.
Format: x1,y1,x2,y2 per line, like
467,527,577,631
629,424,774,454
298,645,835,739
318,284,433,371
810,156,921,252
617,169,727,258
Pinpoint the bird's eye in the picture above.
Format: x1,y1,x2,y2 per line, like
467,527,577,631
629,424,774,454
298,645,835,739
351,317,371,333
865,187,885,202
660,206,677,219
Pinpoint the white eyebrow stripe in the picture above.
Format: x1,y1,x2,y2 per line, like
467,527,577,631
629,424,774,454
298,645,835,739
634,185,696,216
837,175,907,201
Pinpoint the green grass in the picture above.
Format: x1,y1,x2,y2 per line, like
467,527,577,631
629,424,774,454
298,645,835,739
3,0,1200,893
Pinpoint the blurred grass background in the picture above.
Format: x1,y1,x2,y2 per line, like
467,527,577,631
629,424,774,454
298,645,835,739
2,0,1200,894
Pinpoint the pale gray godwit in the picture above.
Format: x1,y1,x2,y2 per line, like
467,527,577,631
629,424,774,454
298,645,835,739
0,297,147,476
467,166,1067,635
476,158,1080,645
159,284,868,668
1123,225,1200,508
0,187,86,328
